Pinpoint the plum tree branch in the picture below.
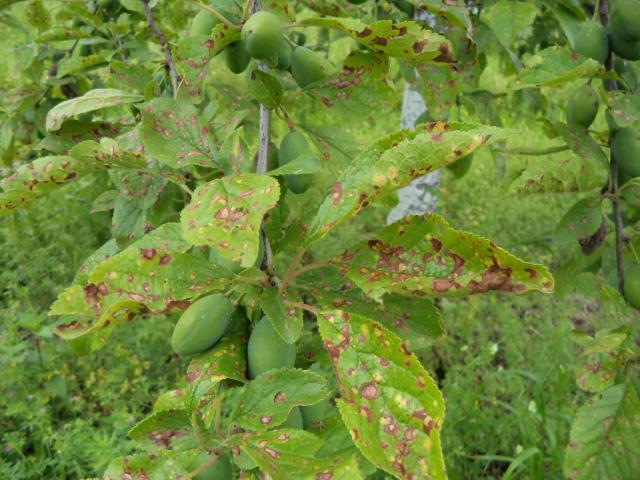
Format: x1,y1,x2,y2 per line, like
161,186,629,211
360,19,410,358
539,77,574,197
191,1,242,29
599,0,625,292
140,0,179,99
251,0,274,269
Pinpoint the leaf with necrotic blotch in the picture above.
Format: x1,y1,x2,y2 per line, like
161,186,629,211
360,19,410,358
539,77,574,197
45,89,144,132
51,224,232,339
140,97,218,168
225,429,363,480
306,122,515,245
231,368,329,431
328,213,553,300
564,382,640,480
0,138,144,216
181,174,280,267
302,17,453,63
317,310,446,480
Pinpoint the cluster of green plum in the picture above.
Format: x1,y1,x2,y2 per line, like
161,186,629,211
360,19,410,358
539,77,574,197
170,293,332,478
191,9,334,88
568,0,640,310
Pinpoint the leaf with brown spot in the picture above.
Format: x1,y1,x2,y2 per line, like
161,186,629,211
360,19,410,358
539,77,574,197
51,224,232,340
328,213,553,300
306,123,514,245
181,174,280,267
259,287,304,344
317,310,446,479
564,382,640,480
225,430,362,479
509,123,609,194
127,409,193,451
140,97,218,168
45,89,144,132
104,452,190,479
232,368,329,431
301,17,453,63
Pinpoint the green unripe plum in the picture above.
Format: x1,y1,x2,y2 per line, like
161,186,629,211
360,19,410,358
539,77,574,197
171,294,233,356
241,11,283,60
446,154,473,179
224,40,250,74
281,407,303,429
279,131,315,194
276,38,292,70
610,0,640,42
566,85,599,128
609,27,640,61
98,0,114,7
623,264,640,309
247,317,296,379
191,452,232,480
574,21,609,64
190,10,220,37
291,47,334,88
612,128,640,178
301,399,332,429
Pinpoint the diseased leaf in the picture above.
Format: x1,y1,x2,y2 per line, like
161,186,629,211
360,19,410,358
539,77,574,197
572,327,635,393
174,36,212,104
317,310,446,479
301,18,453,63
73,239,120,285
226,430,363,480
140,97,218,168
482,0,539,47
249,69,284,109
57,54,109,77
509,123,609,194
46,89,144,132
232,368,329,431
36,120,122,154
306,122,514,245
329,213,553,300
209,22,241,55
187,314,249,401
0,138,143,216
607,92,640,129
312,51,395,117
309,285,444,344
36,28,93,41
515,46,605,89
564,383,640,480
51,224,231,339
557,196,603,241
104,452,190,480
127,409,194,451
181,174,280,267
416,0,472,30
259,287,303,344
